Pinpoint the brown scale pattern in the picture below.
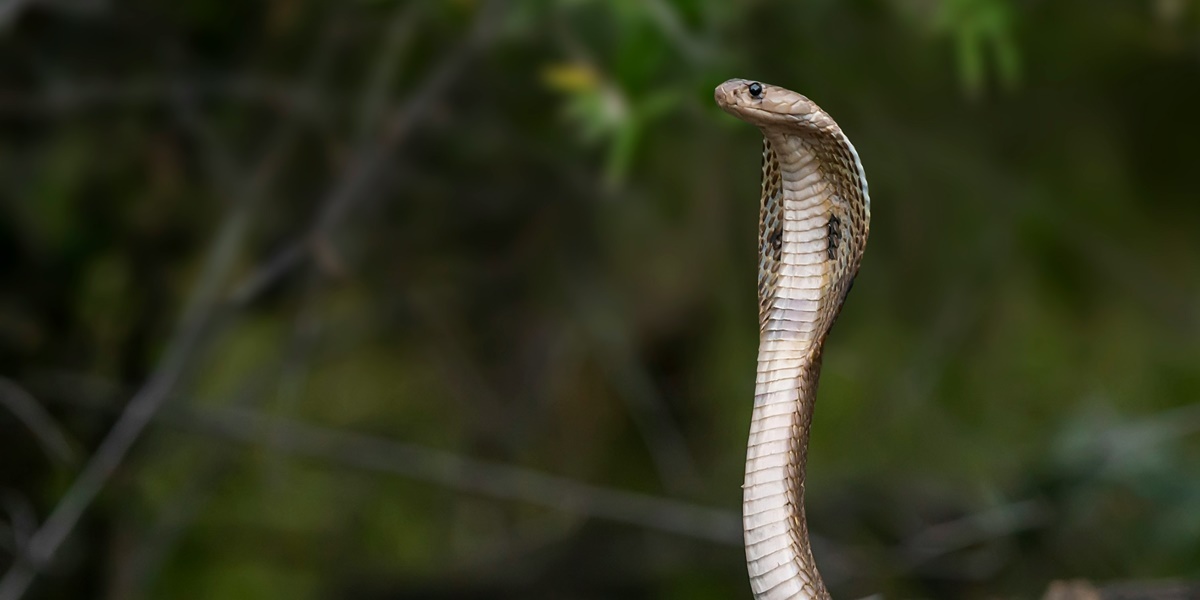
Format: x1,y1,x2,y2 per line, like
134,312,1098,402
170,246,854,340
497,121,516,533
807,132,869,333
757,139,785,332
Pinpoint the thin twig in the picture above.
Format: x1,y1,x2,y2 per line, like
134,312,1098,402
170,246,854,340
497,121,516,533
118,367,281,597
0,77,328,119
263,273,325,482
0,377,77,466
173,405,744,546
0,494,35,560
354,1,423,143
228,0,508,305
900,498,1051,566
0,0,34,28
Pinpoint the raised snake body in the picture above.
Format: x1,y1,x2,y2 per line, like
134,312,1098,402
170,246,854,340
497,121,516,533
714,79,871,600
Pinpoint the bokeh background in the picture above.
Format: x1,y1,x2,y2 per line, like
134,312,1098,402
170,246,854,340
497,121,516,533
2,0,1199,598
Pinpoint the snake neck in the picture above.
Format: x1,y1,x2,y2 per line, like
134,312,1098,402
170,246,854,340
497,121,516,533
743,130,868,600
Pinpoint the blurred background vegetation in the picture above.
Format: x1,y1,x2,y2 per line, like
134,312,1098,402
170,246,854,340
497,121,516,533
1,0,1199,598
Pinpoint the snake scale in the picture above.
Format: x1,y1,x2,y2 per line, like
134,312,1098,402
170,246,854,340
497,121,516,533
715,79,871,600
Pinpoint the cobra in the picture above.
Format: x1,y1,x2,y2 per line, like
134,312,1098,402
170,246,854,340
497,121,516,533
715,78,870,600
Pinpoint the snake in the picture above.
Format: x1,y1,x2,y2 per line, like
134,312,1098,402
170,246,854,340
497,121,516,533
714,78,871,600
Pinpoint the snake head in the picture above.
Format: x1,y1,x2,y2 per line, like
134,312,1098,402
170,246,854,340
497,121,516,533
714,78,825,131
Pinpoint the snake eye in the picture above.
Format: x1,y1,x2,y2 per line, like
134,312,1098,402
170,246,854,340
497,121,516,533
748,82,763,99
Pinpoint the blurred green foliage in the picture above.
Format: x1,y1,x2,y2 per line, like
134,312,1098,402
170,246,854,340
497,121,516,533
1,0,1200,598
